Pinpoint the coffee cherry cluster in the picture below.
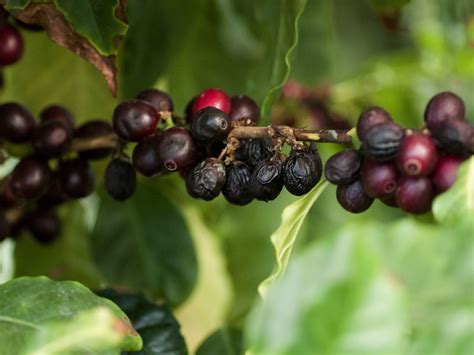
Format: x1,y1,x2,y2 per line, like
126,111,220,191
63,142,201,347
325,92,473,214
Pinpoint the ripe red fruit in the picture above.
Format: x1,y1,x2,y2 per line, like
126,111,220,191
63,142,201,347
431,155,464,193
0,25,23,66
113,99,159,141
360,160,398,198
356,106,392,141
424,91,465,131
395,177,433,214
192,88,231,115
396,133,438,177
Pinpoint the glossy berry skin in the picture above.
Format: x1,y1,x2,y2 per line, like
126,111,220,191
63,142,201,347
336,179,374,213
235,139,271,167
396,177,433,214
37,174,70,207
283,147,322,196
32,120,72,157
58,158,94,199
396,133,438,177
156,127,200,172
249,158,284,202
10,157,51,200
432,155,464,193
424,91,465,131
357,106,392,141
223,162,253,205
192,88,231,115
113,99,159,141
191,107,231,143
0,25,23,66
324,149,361,185
432,118,474,155
360,159,398,198
132,135,163,177
104,158,136,201
0,102,36,143
362,122,404,161
74,120,114,160
40,105,75,131
229,95,260,123
26,209,61,244
136,88,174,114
186,158,226,201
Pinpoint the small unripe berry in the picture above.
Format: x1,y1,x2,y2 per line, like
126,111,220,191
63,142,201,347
229,95,260,123
357,106,392,141
396,132,438,177
395,177,433,214
324,149,361,185
431,155,464,193
223,162,253,205
191,107,231,143
0,25,23,66
424,91,465,131
192,88,231,115
336,179,374,213
186,158,226,201
360,160,398,198
0,102,36,143
113,99,159,141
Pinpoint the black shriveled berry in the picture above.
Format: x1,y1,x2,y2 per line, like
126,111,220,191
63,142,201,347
37,174,70,207
424,91,465,131
396,132,438,177
26,209,61,244
58,158,94,198
336,179,374,213
360,159,398,198
283,147,322,196
362,122,404,161
432,118,473,155
0,213,10,242
191,107,231,143
39,105,75,131
0,25,23,66
0,102,35,143
324,149,361,185
156,127,200,172
10,157,51,200
74,120,114,160
113,99,159,141
249,157,284,202
104,158,136,201
229,95,260,123
132,135,162,177
396,177,433,214
186,158,226,201
357,106,392,141
32,120,72,157
136,88,174,114
235,139,271,167
223,162,253,205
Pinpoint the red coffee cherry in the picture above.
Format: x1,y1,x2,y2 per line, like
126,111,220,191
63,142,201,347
0,25,23,66
395,176,433,214
396,132,438,177
192,88,231,115
360,159,398,198
431,155,464,193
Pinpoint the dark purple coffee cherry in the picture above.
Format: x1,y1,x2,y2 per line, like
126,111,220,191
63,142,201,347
0,25,23,66
37,173,70,207
112,99,159,141
156,127,200,172
192,88,231,115
424,91,465,131
0,102,35,143
283,147,322,196
136,88,174,114
132,135,163,177
229,95,260,123
26,209,61,244
357,106,392,141
74,120,114,160
431,155,464,193
39,105,75,131
58,158,94,199
10,157,51,200
249,157,284,202
235,139,271,167
324,149,362,185
223,161,253,205
32,120,72,157
360,159,398,198
362,122,404,161
396,132,438,177
432,117,474,155
336,179,374,213
104,158,136,201
191,107,231,143
380,193,398,208
0,213,9,242
396,177,433,214
186,158,226,201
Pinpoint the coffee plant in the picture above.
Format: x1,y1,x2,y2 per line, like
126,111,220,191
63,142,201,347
0,1,473,354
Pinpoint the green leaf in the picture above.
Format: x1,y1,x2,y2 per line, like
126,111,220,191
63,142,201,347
196,327,243,355
0,276,142,354
97,289,188,355
258,180,329,297
433,157,474,230
91,183,197,307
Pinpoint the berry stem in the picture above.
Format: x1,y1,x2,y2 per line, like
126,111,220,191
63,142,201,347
71,133,118,152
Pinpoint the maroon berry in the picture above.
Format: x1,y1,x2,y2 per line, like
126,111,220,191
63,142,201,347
229,95,260,123
32,120,72,157
132,135,164,177
74,120,114,160
0,102,36,143
113,99,159,141
0,25,23,66
26,209,61,244
396,177,433,214
37,174,70,207
431,155,464,193
336,179,374,213
136,88,174,114
156,127,200,172
380,193,398,208
10,158,51,200
192,88,231,115
58,158,94,199
40,105,75,130
424,91,465,131
432,117,474,155
360,160,398,198
396,132,438,177
357,106,392,141
324,149,362,185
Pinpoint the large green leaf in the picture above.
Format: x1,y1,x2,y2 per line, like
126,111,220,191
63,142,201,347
0,276,142,354
91,183,197,307
196,327,243,355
